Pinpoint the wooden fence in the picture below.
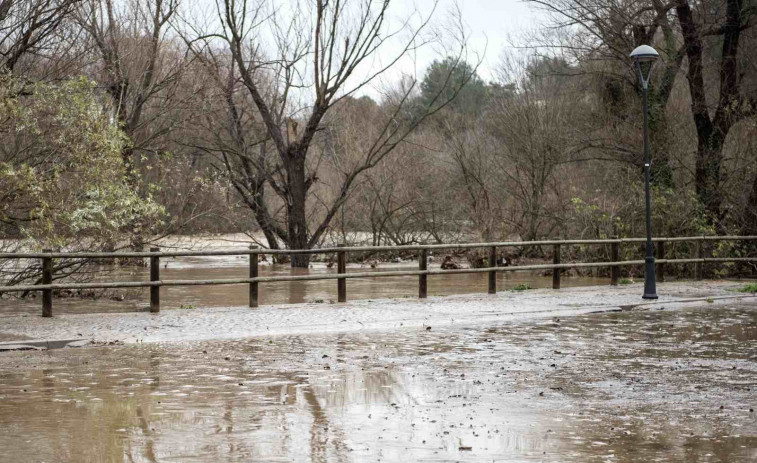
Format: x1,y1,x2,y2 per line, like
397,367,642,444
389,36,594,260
1,236,756,317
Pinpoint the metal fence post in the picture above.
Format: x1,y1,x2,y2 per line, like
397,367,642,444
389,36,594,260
488,246,497,294
419,248,428,299
610,240,620,286
337,244,346,303
150,247,160,313
42,249,52,317
552,244,561,290
657,241,666,282
249,245,259,308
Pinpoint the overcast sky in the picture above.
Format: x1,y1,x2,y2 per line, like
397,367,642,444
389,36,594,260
353,0,546,98
438,0,544,80
186,0,548,101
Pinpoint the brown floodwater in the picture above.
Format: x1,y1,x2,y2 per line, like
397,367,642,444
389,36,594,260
0,256,609,315
0,304,755,462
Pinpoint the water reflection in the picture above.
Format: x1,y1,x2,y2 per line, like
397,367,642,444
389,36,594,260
1,305,755,461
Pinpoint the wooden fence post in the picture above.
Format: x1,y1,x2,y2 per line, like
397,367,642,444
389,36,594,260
249,245,258,308
150,247,160,313
42,249,52,317
552,244,561,290
610,240,620,286
337,244,346,303
419,248,428,299
657,241,666,282
488,246,497,294
695,239,703,280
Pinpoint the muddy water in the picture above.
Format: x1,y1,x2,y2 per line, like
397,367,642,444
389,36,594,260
1,305,755,462
0,255,608,315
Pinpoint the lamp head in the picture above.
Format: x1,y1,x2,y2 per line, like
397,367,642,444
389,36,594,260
631,45,658,88
630,45,659,63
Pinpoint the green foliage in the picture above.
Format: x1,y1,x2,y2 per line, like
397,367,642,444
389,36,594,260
569,196,626,240
567,182,712,277
511,283,531,291
419,57,487,114
178,304,196,310
619,278,634,285
525,57,577,87
735,283,757,293
0,72,162,248
570,184,707,241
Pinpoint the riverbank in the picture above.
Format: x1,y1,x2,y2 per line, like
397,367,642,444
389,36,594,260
1,280,755,345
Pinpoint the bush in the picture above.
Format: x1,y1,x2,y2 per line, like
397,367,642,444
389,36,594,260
0,73,162,246
1,73,163,290
735,283,757,293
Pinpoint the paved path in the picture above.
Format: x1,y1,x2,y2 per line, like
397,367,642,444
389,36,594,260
0,281,754,344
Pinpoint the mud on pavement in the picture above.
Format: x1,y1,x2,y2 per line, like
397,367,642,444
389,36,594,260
0,301,755,462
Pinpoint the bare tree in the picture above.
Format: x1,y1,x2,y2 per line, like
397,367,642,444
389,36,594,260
339,128,454,246
178,48,286,251
674,0,756,227
529,0,757,230
183,0,474,266
75,0,203,251
527,1,687,191
438,116,502,241
76,0,183,181
488,55,589,242
0,0,81,76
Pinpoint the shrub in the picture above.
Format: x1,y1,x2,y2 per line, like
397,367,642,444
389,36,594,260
735,283,757,293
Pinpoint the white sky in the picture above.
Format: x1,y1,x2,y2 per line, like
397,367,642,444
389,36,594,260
183,0,546,101
420,0,543,81
351,0,546,99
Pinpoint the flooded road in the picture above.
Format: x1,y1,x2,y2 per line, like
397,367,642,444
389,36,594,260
0,256,608,315
1,304,755,462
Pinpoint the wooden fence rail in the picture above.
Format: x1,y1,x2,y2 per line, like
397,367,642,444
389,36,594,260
1,236,756,317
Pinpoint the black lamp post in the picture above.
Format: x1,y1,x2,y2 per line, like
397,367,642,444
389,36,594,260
631,44,659,300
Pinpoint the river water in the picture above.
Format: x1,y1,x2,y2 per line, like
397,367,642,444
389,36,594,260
0,304,755,462
0,253,608,315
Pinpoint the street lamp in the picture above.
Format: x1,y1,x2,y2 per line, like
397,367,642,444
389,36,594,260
631,44,659,299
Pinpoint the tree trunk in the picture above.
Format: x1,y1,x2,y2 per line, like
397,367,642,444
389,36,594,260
695,130,726,226
286,154,311,268
250,143,283,253
742,171,757,236
676,0,743,230
252,193,281,252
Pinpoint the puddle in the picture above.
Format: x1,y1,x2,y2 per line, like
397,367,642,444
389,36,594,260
0,304,755,461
